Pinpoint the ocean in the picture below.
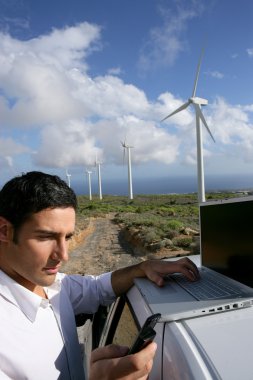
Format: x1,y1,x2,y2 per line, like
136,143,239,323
72,174,253,196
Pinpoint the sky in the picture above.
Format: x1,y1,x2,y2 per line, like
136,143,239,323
0,0,253,192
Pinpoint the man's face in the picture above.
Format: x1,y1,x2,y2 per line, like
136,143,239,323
0,207,75,295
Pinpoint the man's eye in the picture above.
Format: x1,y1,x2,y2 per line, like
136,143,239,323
66,235,73,241
37,235,54,240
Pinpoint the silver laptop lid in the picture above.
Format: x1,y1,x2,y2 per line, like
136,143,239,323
199,196,253,288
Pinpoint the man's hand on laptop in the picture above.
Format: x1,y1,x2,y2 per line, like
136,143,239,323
111,257,200,296
138,258,200,287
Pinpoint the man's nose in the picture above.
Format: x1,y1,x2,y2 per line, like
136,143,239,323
52,239,69,262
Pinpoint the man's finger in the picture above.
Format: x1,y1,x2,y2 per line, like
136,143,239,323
114,342,157,377
91,344,128,363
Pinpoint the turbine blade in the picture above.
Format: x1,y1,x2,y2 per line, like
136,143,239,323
195,105,215,142
121,138,127,148
124,148,126,165
161,100,191,122
192,47,205,98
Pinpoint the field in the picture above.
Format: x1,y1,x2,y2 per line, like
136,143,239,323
76,192,240,255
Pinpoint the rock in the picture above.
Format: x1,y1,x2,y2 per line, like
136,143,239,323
180,227,199,236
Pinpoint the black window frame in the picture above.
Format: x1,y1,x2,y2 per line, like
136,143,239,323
97,295,141,348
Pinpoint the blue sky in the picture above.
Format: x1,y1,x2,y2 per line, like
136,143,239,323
0,0,253,192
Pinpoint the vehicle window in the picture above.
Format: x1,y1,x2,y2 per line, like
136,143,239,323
112,301,139,348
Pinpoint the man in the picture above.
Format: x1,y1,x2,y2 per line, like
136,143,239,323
0,171,199,379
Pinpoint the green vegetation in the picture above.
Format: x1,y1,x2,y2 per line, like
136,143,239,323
77,191,243,254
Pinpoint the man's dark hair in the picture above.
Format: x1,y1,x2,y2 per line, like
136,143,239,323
0,171,77,232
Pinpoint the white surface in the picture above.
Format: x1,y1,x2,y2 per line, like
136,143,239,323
184,307,253,379
163,322,215,379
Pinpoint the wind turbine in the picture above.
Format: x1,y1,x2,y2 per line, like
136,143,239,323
161,48,215,203
121,140,134,200
65,169,71,188
95,155,103,200
86,170,93,201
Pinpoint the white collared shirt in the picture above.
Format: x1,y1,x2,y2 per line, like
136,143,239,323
0,270,116,379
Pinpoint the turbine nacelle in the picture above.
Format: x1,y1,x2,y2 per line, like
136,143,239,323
94,160,102,167
121,141,133,149
94,153,103,167
189,97,208,106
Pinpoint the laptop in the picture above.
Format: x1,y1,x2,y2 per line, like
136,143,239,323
134,196,253,321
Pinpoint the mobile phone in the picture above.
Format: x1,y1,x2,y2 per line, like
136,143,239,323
128,313,161,354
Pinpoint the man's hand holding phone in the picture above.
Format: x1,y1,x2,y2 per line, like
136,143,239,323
89,313,160,379
90,342,157,380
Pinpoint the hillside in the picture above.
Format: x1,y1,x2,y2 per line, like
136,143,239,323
74,192,241,257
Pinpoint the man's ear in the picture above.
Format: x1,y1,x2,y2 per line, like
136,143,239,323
0,217,13,242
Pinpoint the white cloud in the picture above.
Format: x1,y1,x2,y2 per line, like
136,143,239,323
34,119,102,168
207,97,253,163
138,1,204,71
0,137,29,175
107,67,123,76
0,137,29,156
246,48,253,57
94,115,180,165
0,22,185,170
27,22,102,70
205,70,224,79
72,73,150,119
34,115,180,168
210,97,250,143
0,23,101,128
243,104,253,112
157,92,193,126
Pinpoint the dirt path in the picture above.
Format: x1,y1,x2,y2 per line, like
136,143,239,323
61,215,144,275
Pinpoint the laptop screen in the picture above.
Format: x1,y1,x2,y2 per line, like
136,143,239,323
200,196,253,287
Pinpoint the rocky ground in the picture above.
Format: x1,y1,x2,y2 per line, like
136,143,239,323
61,214,190,275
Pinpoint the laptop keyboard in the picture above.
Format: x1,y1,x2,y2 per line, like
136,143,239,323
172,271,242,300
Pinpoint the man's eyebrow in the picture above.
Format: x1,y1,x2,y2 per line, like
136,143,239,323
34,229,58,234
66,232,75,238
34,230,74,237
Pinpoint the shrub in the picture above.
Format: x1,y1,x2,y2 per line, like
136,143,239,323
166,220,184,231
172,236,192,248
139,226,162,245
165,229,178,240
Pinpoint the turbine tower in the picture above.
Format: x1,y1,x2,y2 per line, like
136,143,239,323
95,155,103,200
161,48,215,203
86,170,92,201
65,169,71,188
121,140,134,200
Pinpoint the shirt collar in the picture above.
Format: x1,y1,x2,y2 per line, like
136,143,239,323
0,270,62,322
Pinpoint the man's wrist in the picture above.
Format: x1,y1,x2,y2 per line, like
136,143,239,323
111,261,148,296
